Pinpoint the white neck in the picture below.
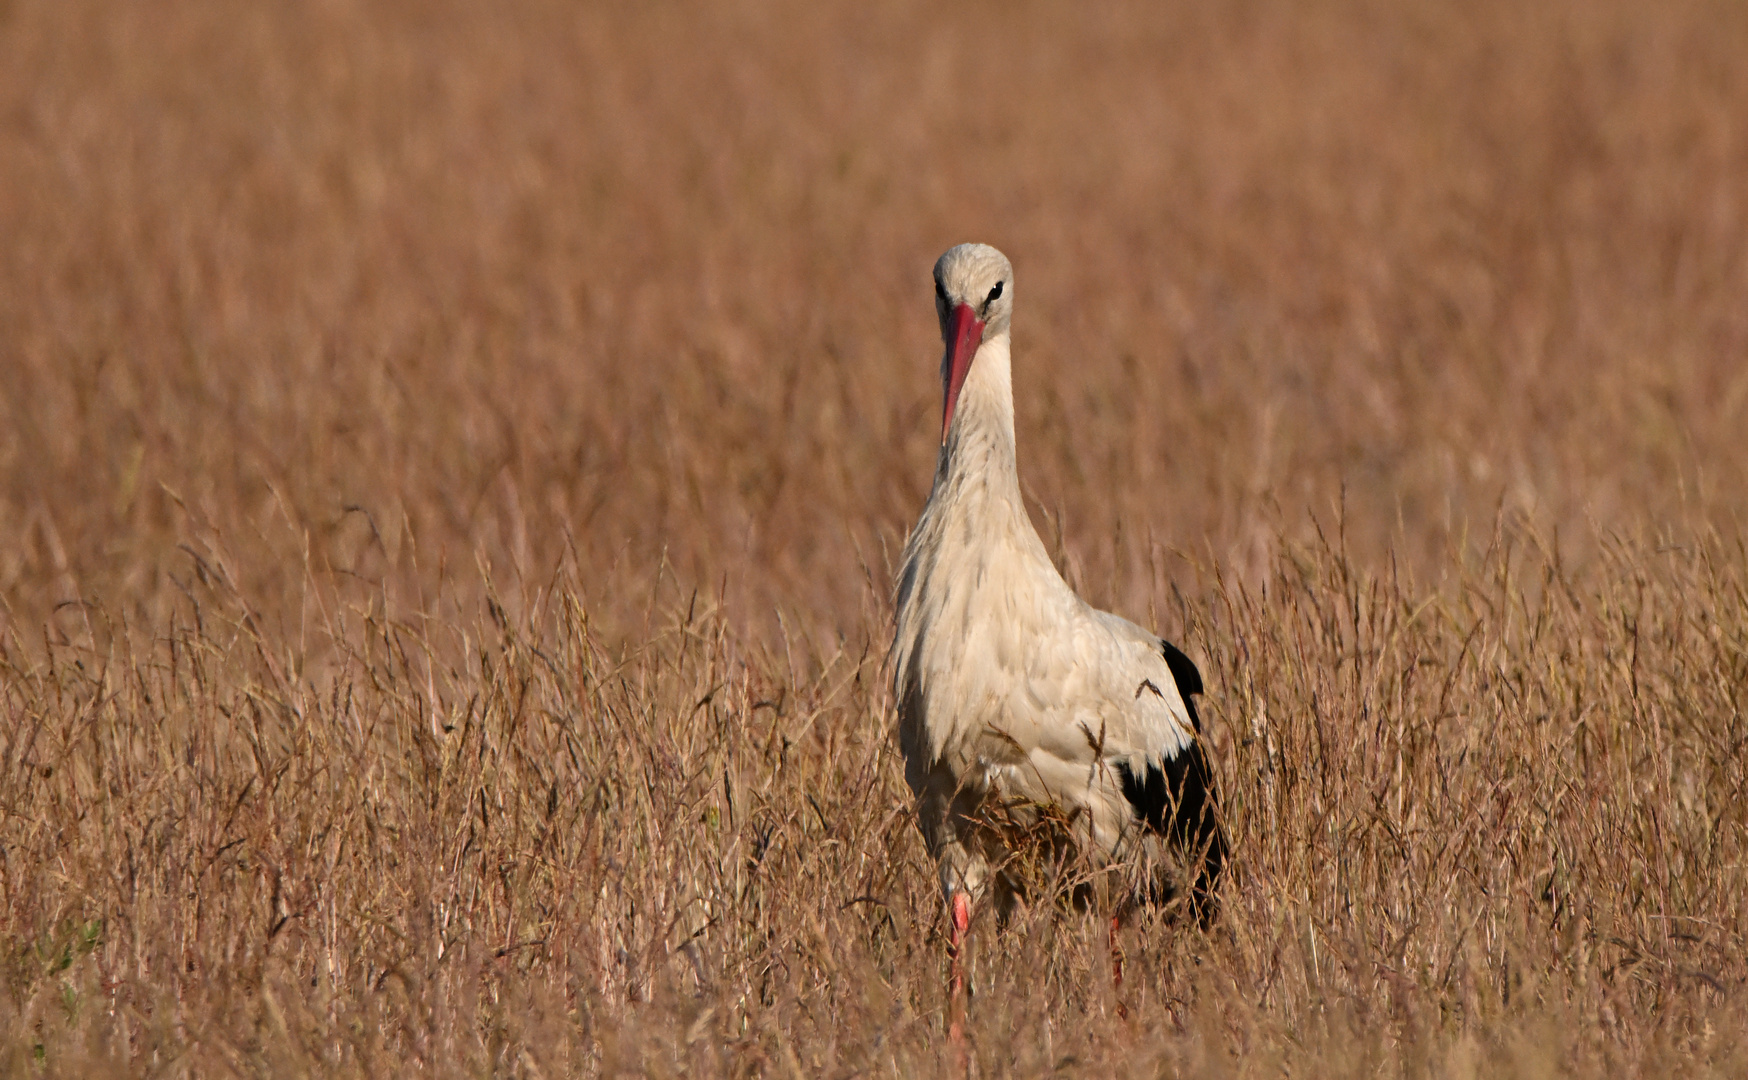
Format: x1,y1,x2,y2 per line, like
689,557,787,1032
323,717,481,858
938,332,1017,491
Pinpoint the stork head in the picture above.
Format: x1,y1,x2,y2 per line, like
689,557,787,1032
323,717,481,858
933,243,1014,444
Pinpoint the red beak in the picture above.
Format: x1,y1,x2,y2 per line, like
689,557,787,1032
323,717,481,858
941,303,985,444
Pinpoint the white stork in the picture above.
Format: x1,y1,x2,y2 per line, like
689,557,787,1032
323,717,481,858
890,243,1226,1001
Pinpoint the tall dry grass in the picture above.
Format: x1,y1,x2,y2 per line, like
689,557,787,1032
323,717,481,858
2,0,1747,1074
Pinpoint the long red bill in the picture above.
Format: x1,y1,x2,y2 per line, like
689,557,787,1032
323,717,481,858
941,303,985,444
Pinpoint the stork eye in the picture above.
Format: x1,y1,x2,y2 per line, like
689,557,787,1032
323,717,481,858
934,277,948,302
987,281,1004,303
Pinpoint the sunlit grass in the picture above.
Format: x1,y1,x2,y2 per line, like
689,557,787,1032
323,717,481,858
2,0,1747,1074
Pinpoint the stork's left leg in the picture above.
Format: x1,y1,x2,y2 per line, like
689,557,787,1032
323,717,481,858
1108,914,1124,987
1108,913,1129,1020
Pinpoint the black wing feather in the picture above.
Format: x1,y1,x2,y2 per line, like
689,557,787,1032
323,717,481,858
1112,639,1227,920
1160,640,1203,732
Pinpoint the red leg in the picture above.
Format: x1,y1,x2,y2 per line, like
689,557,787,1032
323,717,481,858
948,892,971,1044
1109,914,1129,1020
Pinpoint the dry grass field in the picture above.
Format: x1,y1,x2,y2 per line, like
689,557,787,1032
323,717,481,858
4,0,1748,1074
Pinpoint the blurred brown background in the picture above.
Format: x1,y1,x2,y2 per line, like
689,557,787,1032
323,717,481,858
3,0,1745,643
